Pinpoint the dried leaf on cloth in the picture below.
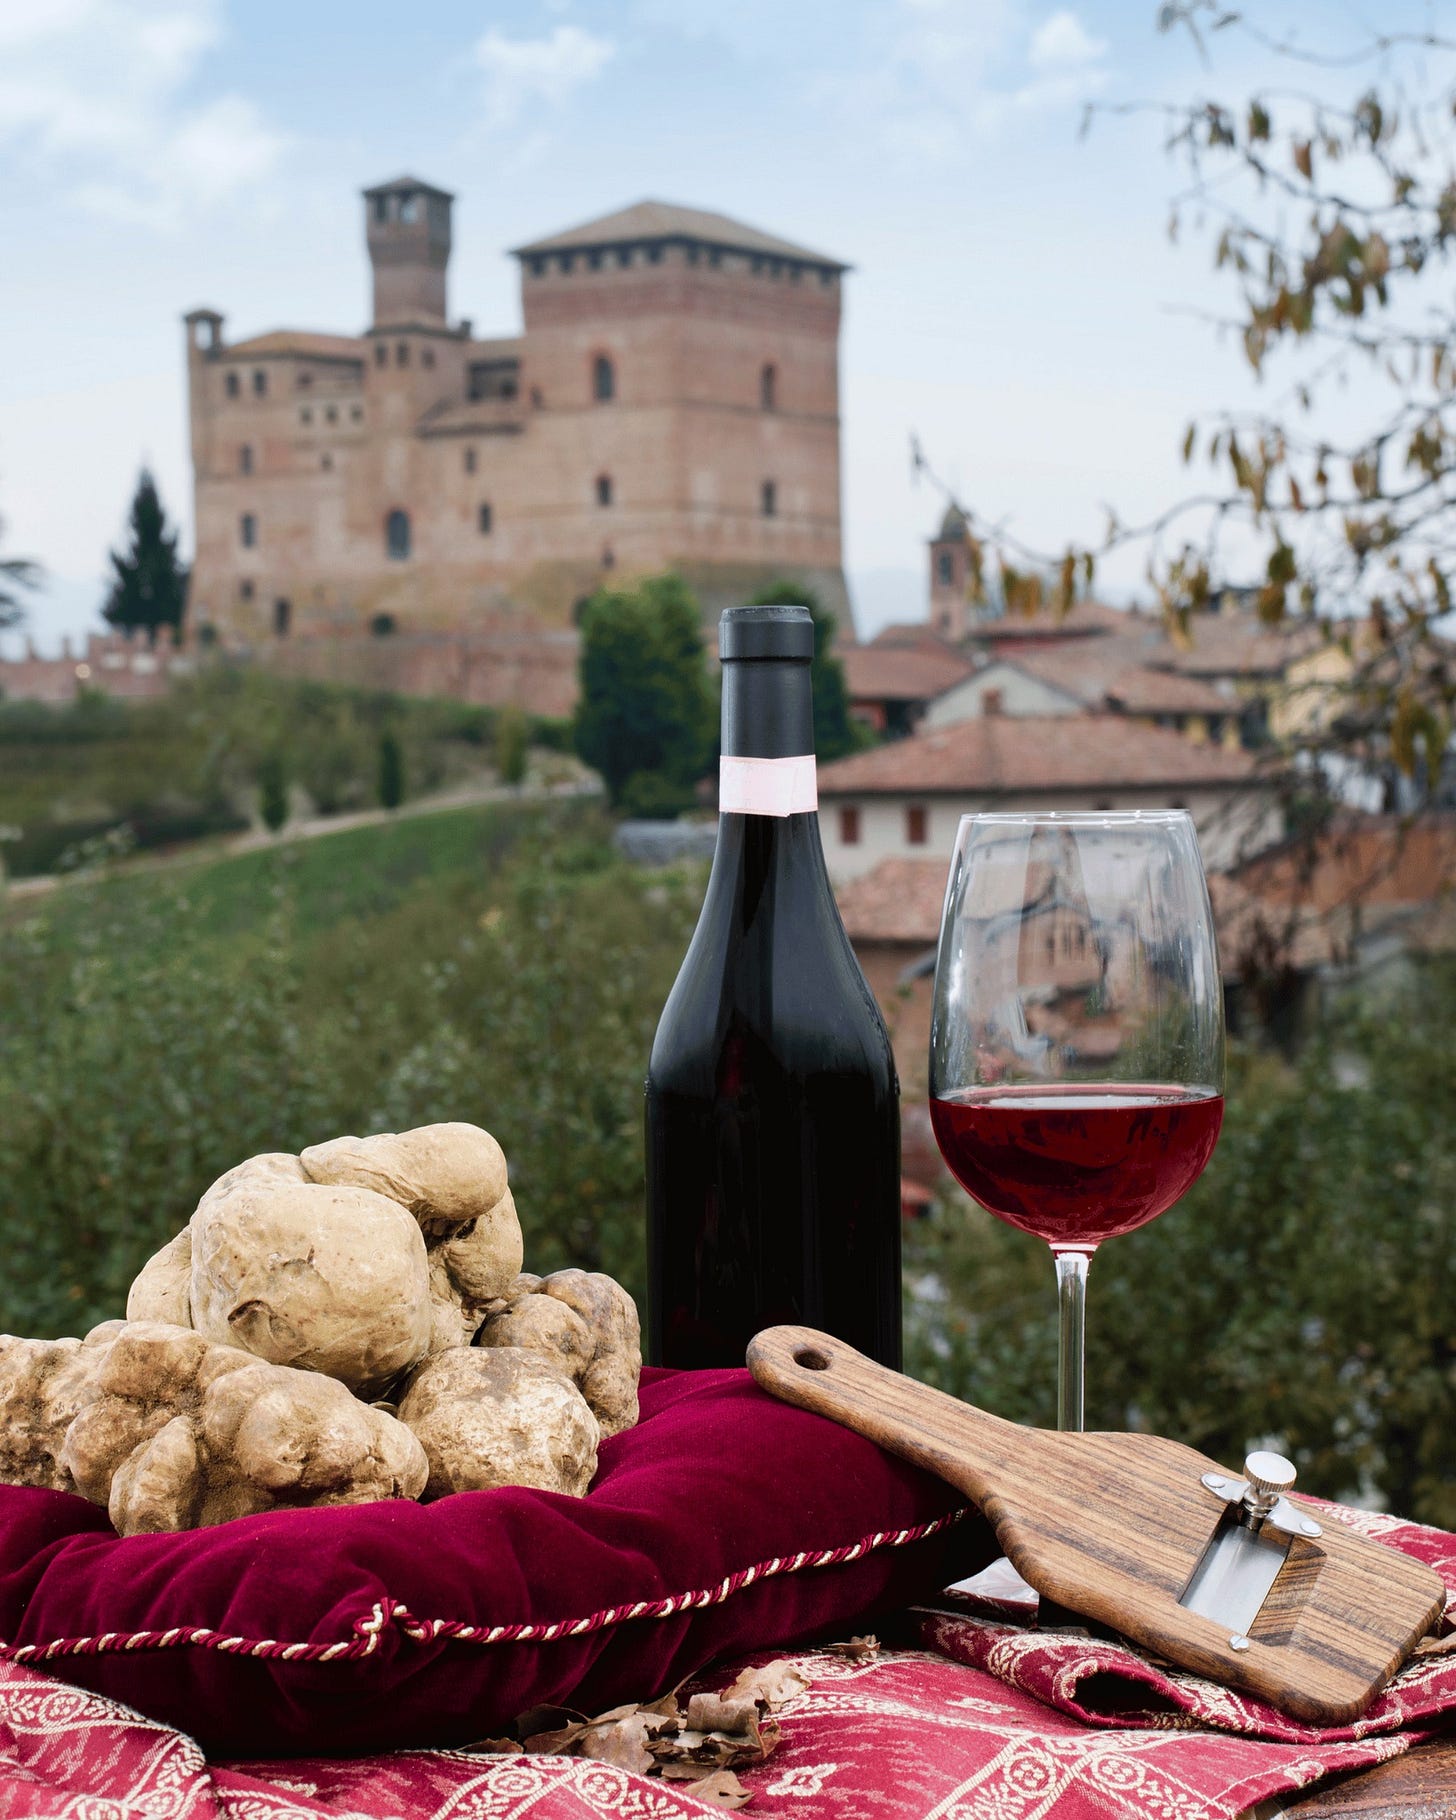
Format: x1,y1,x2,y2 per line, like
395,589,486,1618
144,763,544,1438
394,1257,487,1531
823,1635,880,1662
657,1768,753,1808
506,1658,812,1804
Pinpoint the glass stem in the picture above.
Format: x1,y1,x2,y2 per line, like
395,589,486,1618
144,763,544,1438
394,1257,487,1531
1053,1249,1092,1433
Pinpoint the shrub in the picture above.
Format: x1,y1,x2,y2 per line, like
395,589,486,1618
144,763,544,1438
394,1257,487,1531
378,730,405,810
258,751,289,832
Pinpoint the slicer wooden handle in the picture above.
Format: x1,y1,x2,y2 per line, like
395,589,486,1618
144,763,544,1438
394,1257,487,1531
746,1324,1023,1509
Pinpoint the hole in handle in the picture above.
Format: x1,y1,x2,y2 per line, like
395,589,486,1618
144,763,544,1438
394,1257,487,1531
794,1347,831,1371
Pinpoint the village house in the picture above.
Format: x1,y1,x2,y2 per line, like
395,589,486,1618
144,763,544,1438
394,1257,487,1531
815,709,1270,880
920,638,1239,746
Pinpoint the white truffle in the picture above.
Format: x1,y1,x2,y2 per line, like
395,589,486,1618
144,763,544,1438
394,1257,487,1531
398,1346,599,1499
188,1173,433,1397
60,1322,428,1536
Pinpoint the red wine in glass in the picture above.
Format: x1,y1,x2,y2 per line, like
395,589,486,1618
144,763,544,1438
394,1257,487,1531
930,1084,1224,1249
929,810,1226,1432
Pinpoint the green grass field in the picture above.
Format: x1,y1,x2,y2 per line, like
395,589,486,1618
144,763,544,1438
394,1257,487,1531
0,797,702,1341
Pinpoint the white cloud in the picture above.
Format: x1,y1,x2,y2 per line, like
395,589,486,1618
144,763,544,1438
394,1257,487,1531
0,0,286,231
473,24,615,130
816,0,1109,164
1029,10,1107,71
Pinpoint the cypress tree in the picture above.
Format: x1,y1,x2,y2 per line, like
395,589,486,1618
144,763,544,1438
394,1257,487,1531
103,470,188,645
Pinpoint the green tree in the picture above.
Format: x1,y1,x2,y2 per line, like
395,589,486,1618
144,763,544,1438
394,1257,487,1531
748,578,863,762
0,515,42,633
103,470,189,646
574,573,714,813
495,705,529,791
257,750,289,833
378,729,406,810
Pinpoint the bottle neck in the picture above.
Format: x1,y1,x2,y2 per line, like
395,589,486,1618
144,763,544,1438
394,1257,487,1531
720,659,813,759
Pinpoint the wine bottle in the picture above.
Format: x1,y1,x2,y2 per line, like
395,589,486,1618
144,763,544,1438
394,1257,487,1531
645,604,902,1370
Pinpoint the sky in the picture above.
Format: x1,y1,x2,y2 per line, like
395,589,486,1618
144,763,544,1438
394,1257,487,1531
0,0,1415,650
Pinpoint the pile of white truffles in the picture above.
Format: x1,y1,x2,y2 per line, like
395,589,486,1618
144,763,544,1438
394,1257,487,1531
0,1123,640,1535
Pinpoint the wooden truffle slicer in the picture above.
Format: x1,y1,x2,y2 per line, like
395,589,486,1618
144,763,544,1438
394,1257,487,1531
747,1325,1447,1725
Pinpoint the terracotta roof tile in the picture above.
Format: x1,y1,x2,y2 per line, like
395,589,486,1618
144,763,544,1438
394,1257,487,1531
967,600,1132,642
837,857,949,944
842,642,975,703
817,712,1256,797
989,640,1232,715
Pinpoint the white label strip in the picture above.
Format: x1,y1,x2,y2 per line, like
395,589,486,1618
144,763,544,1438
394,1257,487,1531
719,754,818,818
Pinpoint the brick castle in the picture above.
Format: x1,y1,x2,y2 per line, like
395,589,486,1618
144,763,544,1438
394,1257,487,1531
184,178,851,652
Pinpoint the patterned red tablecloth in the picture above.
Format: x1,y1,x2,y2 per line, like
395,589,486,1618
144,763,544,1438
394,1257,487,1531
0,1505,1451,1820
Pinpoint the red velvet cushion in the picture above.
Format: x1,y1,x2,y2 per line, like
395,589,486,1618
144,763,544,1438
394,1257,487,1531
0,1367,990,1756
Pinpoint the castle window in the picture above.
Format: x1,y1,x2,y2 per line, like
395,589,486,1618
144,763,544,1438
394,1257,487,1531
820,269,834,286
615,247,632,268
386,509,411,560
321,452,333,472
768,258,782,278
751,257,764,274
239,579,254,602
252,369,267,397
478,502,493,535
225,372,240,398
374,343,387,367
839,806,861,846
530,386,544,408
239,513,256,548
325,405,338,425
593,354,615,403
529,256,545,277
351,405,363,421
588,249,603,270
602,545,615,569
301,407,313,424
788,264,802,283
708,247,723,267
297,371,312,388
239,444,253,475
396,342,409,367
906,805,929,847
596,474,613,508
760,363,777,411
373,194,388,224
398,192,418,223
761,480,777,518
686,244,700,265
557,253,574,274
422,347,435,369
274,598,291,638
647,245,663,264
371,612,396,637
937,552,954,587
464,447,477,475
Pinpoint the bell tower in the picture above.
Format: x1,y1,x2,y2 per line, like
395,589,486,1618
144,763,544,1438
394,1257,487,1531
364,175,453,328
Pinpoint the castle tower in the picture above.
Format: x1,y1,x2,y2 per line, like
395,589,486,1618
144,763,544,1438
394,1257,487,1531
364,176,454,328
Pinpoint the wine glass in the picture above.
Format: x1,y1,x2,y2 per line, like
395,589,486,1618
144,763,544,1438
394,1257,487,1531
929,810,1225,1433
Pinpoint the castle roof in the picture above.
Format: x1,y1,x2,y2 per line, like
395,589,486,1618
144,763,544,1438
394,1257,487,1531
816,712,1255,798
223,330,366,362
362,174,454,200
512,200,848,270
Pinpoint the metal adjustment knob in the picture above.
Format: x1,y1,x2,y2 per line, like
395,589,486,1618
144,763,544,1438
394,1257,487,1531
1242,1450,1296,1517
